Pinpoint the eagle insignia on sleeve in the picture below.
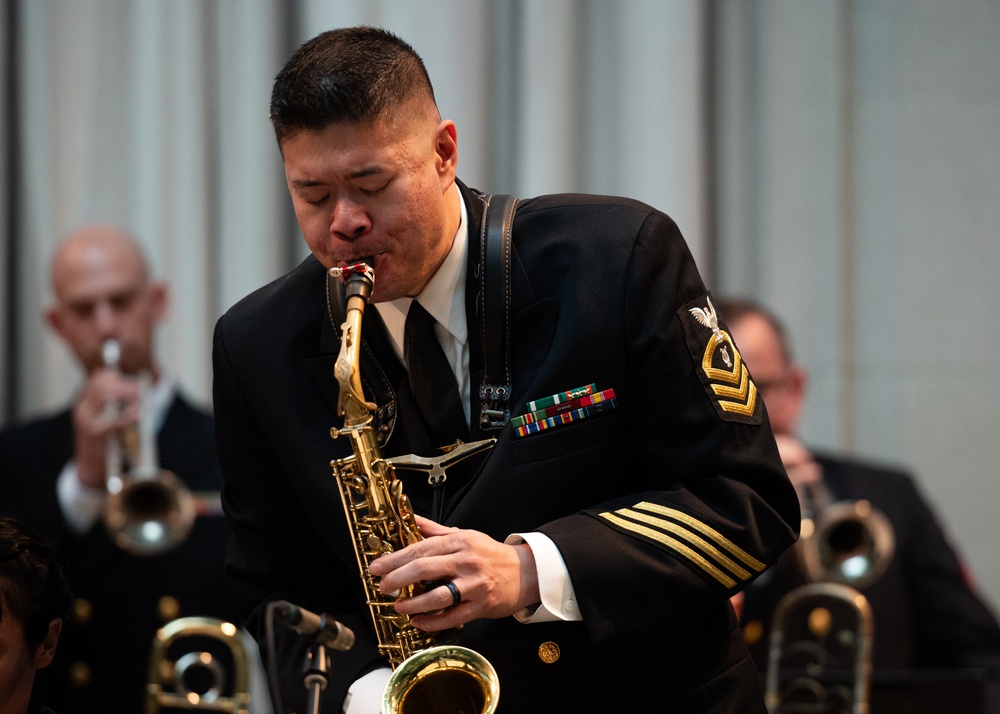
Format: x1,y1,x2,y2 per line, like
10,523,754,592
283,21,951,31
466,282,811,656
678,295,762,425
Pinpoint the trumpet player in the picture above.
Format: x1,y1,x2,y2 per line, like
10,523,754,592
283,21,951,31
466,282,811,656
0,226,238,713
721,299,1000,711
214,27,800,714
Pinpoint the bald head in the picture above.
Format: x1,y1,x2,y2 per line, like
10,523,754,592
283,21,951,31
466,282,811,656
45,225,166,375
50,225,149,298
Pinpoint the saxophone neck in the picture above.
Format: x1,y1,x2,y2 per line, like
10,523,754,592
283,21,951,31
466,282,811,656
330,263,378,426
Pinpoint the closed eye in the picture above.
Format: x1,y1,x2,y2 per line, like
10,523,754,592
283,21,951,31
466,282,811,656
358,185,387,198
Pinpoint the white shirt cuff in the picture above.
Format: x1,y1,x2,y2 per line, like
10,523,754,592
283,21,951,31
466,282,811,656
504,532,581,623
343,667,391,714
56,462,106,535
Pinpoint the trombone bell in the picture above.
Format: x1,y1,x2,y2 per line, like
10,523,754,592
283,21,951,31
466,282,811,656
800,500,895,590
146,617,251,714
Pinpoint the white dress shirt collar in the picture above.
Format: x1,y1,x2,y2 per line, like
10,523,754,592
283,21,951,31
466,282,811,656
374,196,469,361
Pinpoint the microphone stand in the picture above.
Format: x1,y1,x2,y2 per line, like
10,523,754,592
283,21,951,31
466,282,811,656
303,643,329,714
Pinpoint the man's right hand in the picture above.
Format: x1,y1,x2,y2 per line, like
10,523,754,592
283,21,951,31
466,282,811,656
773,433,822,492
72,368,141,489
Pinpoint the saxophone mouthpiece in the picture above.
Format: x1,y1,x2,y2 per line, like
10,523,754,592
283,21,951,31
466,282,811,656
330,257,375,280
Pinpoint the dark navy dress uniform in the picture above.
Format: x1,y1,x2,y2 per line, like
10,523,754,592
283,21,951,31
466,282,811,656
213,182,800,713
0,393,237,714
740,454,1000,712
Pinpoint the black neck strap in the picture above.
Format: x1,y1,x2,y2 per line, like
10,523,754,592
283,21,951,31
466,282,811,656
477,194,518,430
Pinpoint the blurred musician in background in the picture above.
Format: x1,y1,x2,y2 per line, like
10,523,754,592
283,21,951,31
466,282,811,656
0,225,238,713
0,515,73,714
720,298,1000,712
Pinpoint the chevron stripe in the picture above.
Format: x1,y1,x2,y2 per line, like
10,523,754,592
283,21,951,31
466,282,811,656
711,366,758,416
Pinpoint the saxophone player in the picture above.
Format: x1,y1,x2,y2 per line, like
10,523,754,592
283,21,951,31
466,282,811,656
213,27,799,713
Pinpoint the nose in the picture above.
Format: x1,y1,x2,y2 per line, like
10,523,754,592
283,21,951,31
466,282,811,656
329,196,371,240
93,301,118,339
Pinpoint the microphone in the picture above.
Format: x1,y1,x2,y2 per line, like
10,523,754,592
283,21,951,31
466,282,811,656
273,600,355,651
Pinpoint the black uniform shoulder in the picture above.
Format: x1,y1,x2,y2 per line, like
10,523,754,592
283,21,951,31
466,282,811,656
812,451,916,492
218,254,327,332
0,408,71,446
811,451,929,540
214,255,328,371
0,410,73,518
514,192,680,235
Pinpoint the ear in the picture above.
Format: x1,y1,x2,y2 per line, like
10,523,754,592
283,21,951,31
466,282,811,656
45,305,67,341
34,618,63,670
149,280,169,323
785,365,808,418
434,119,458,187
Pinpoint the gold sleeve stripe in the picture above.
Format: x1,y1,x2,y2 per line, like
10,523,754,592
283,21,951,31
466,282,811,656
599,512,737,588
616,507,752,580
634,502,766,571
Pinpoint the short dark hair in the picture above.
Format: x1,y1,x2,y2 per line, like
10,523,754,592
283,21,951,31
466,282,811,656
270,26,437,144
0,516,73,646
716,298,795,365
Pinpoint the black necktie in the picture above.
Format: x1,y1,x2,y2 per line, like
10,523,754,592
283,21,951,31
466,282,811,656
404,300,470,447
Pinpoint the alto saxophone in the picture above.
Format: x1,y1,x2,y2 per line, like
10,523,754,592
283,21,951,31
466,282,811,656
327,261,499,714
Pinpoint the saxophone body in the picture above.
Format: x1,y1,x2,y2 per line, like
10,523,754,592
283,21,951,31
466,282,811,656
328,262,499,714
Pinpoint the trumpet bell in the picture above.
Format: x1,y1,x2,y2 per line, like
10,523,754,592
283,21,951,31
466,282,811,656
106,469,196,556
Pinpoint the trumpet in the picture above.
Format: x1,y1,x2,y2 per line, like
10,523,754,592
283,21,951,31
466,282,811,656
102,339,197,556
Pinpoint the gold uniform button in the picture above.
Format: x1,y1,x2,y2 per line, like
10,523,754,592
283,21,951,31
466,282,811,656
743,619,764,646
538,641,561,664
158,596,181,622
72,598,94,626
69,661,92,688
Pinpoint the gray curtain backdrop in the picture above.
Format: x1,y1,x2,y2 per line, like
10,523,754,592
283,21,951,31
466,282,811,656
3,0,999,614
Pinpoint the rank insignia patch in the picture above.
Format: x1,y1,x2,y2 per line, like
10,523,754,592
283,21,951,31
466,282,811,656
678,295,762,425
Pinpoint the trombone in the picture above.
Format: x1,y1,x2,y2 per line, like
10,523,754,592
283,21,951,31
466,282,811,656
763,478,893,713
796,480,894,590
146,616,251,713
764,582,874,714
102,339,198,556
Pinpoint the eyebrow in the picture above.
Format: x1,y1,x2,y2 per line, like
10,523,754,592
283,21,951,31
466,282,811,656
348,166,387,180
290,166,387,190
